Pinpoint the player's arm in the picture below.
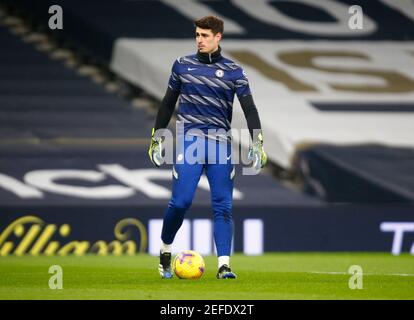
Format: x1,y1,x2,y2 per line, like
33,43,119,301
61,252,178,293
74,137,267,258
154,88,179,131
239,94,261,140
148,88,179,167
236,69,267,169
239,95,267,169
149,61,181,167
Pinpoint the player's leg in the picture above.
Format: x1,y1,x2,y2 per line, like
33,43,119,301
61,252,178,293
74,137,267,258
159,139,204,278
205,139,237,279
161,161,203,245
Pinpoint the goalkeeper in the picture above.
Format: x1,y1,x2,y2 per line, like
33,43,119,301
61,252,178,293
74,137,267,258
149,16,267,279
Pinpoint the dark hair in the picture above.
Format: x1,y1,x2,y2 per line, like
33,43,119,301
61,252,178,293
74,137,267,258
194,16,224,35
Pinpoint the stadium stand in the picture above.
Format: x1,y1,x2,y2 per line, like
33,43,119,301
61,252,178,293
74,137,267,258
295,144,414,203
8,0,414,202
0,5,329,255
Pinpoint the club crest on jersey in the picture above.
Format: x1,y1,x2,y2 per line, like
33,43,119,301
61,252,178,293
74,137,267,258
215,69,224,78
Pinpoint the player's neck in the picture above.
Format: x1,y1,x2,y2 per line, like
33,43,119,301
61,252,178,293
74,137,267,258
196,45,222,64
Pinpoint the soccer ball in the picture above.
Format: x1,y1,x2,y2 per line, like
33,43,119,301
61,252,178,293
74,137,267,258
173,250,205,279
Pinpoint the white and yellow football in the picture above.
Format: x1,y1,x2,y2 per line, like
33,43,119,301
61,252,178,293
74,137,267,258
173,250,205,279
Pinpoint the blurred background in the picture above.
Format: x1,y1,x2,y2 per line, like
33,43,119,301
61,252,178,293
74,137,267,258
0,0,413,257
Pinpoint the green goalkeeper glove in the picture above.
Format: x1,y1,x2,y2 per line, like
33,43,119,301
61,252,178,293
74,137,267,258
148,128,163,167
247,131,267,170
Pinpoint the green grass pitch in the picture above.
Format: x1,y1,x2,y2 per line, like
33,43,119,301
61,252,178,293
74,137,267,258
0,253,413,300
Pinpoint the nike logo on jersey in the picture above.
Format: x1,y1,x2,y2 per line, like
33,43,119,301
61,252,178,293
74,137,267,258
188,67,197,71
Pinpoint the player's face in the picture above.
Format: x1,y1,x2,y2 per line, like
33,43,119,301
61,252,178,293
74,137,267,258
195,27,221,54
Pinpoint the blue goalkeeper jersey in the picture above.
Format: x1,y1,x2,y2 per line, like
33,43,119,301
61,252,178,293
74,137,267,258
167,51,251,141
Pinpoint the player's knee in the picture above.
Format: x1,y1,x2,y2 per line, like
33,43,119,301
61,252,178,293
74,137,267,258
213,199,232,219
170,197,192,212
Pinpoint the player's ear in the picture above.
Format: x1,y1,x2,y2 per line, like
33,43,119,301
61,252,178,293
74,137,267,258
216,32,222,41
